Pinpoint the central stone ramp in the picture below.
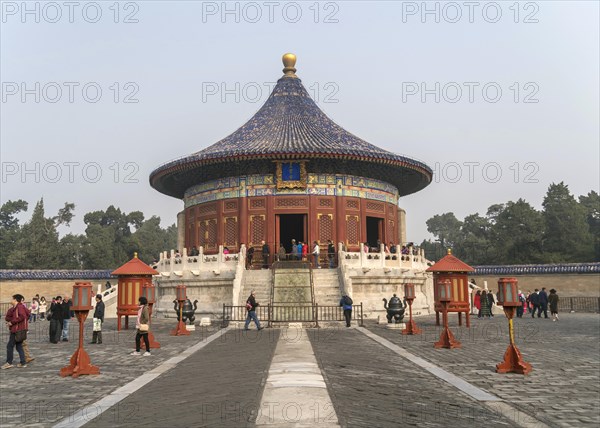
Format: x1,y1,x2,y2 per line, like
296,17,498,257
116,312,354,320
256,327,339,426
271,262,314,323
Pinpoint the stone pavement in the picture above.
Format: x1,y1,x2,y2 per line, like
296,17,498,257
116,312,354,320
0,312,597,427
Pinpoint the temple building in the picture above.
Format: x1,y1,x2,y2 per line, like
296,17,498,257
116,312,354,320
150,54,432,256
150,54,435,321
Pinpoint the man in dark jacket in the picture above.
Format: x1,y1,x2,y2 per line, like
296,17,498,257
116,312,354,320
529,289,540,318
61,296,73,342
49,296,64,344
538,288,549,318
327,240,335,268
91,294,105,344
339,295,353,327
244,290,263,331
261,241,270,269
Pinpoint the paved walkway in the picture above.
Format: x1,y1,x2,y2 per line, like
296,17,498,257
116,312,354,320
0,313,598,427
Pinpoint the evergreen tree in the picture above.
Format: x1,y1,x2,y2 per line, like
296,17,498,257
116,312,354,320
579,191,600,261
6,199,60,268
0,200,28,268
542,183,593,262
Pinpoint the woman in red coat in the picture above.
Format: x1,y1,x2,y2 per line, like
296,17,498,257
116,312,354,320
474,290,482,318
2,294,29,369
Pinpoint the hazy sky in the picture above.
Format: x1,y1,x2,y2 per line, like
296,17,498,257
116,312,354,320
1,1,598,244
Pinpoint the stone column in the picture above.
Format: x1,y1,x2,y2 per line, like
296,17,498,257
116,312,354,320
397,207,406,245
177,210,185,252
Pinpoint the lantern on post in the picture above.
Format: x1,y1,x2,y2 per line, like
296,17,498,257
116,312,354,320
60,282,100,378
434,279,461,349
171,284,190,336
496,278,532,374
402,283,421,335
112,253,158,331
427,249,473,328
139,282,161,349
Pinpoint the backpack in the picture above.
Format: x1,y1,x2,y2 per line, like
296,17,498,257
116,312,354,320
343,295,353,306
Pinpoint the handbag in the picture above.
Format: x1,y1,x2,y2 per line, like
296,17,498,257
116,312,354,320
93,318,102,332
15,329,27,342
14,307,28,342
139,324,149,332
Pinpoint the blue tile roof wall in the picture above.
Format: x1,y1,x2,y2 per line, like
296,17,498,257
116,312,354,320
0,270,114,280
471,263,600,275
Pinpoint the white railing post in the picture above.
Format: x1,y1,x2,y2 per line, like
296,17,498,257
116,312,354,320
170,249,175,275
182,247,189,272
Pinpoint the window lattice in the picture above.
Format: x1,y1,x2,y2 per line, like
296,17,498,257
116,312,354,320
199,203,217,216
276,198,306,207
346,200,359,210
224,201,237,211
207,219,217,248
250,199,265,209
225,218,238,246
319,199,333,208
366,201,384,212
347,216,359,245
251,216,265,245
319,215,333,242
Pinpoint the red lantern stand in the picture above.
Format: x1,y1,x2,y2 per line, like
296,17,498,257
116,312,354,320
111,253,158,331
139,282,161,349
171,285,190,336
402,283,422,335
427,249,474,328
434,279,461,349
60,282,100,378
496,278,532,375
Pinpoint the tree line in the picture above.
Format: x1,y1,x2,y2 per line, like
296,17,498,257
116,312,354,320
0,199,177,269
420,183,599,265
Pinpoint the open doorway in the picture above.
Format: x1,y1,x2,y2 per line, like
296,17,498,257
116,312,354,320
277,214,306,254
366,216,383,249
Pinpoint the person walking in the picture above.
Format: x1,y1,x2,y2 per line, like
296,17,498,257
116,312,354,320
61,296,74,342
261,240,270,269
2,294,30,369
327,240,335,268
29,298,38,323
131,296,151,356
91,294,105,344
277,243,286,262
548,289,559,321
480,290,491,318
244,290,263,331
339,294,353,327
246,245,255,269
291,239,298,261
312,241,320,268
538,287,549,318
301,241,308,261
517,291,525,318
529,289,540,318
39,297,47,320
487,290,496,317
474,290,482,318
49,296,64,344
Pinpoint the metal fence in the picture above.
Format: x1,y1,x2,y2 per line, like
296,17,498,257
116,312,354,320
222,303,364,328
557,297,600,313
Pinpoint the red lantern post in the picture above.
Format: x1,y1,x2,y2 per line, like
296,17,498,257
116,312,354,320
434,279,461,349
496,278,532,374
171,285,190,336
402,283,421,335
140,282,161,349
60,282,100,378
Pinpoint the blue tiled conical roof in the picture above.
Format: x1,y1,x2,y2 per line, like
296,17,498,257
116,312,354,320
150,57,432,199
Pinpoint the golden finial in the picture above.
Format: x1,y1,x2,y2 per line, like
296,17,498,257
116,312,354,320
447,248,452,255
282,53,297,77
134,252,138,258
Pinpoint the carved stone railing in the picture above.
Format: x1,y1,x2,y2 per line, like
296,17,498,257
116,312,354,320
155,245,241,278
337,243,430,273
